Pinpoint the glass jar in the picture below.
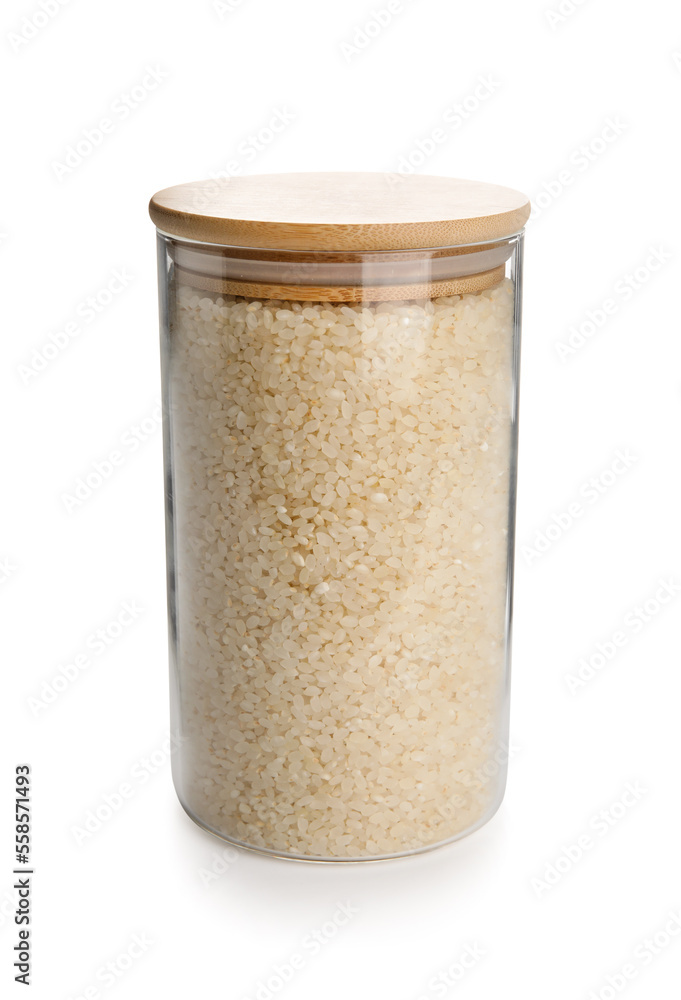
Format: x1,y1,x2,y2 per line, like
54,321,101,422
150,173,529,861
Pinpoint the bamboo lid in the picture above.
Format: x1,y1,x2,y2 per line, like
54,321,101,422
149,173,530,251
172,263,507,303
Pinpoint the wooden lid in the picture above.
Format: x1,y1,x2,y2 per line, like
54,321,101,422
149,172,530,251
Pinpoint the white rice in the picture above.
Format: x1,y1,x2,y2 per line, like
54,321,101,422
168,278,514,859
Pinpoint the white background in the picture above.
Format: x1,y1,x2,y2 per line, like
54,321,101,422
3,0,681,997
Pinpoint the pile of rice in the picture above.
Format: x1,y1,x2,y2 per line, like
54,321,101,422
167,277,514,859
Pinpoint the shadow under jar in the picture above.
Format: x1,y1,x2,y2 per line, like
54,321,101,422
149,172,530,861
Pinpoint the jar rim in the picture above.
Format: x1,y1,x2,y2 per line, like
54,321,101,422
162,231,521,302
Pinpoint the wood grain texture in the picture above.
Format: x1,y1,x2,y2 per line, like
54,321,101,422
174,264,506,302
150,173,530,250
